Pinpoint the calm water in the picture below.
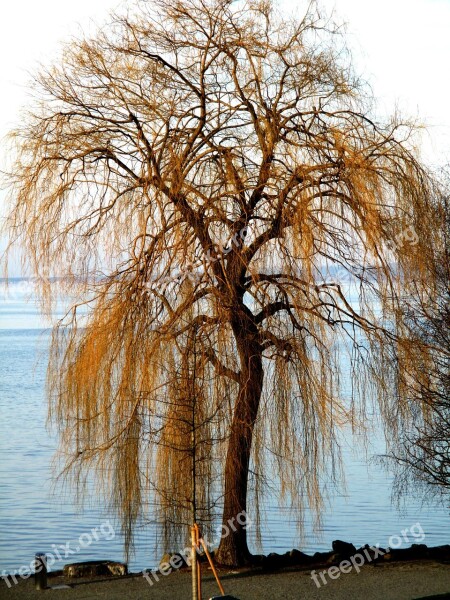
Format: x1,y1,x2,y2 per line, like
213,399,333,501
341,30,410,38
0,279,449,575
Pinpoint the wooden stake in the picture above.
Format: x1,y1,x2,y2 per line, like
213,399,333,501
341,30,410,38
200,536,226,596
191,525,198,600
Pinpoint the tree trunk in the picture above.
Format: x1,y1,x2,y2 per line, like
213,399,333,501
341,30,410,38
216,323,263,566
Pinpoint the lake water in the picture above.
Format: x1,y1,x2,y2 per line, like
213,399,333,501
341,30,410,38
0,279,449,575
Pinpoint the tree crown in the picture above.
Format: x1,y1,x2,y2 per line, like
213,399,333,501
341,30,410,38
2,0,442,556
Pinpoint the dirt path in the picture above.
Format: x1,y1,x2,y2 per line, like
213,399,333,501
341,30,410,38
2,560,449,600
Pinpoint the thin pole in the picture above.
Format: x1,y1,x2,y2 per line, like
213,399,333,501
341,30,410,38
191,525,198,600
190,323,198,600
199,537,226,596
195,525,202,600
191,420,199,600
34,553,47,591
191,396,197,525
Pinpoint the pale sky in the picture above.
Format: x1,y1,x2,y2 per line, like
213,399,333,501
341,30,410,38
1,0,449,274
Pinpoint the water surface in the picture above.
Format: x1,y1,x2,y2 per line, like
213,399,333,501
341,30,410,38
0,280,448,575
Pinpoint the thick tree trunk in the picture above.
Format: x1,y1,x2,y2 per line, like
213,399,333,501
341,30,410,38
216,323,263,566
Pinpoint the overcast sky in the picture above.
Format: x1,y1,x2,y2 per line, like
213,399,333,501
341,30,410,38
1,0,449,275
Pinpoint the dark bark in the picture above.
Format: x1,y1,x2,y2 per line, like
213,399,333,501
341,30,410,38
216,315,263,566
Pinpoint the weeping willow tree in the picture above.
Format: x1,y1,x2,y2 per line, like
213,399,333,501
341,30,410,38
2,0,442,566
386,179,450,501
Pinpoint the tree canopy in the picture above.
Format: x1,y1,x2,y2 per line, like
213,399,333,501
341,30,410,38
3,0,443,566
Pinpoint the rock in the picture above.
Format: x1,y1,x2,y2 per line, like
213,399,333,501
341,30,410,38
388,544,429,561
355,544,387,563
159,552,189,571
326,552,340,565
261,552,283,571
383,545,439,562
332,540,357,559
106,561,127,576
287,548,313,565
63,560,127,578
250,554,265,565
410,544,429,558
312,550,335,564
260,549,314,570
428,545,450,562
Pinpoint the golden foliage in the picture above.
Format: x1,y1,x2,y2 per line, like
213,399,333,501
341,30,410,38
2,0,443,563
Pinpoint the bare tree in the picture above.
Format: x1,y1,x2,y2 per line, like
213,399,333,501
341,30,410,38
3,0,442,565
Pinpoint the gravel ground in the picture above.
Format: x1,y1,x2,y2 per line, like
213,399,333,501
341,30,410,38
1,560,450,600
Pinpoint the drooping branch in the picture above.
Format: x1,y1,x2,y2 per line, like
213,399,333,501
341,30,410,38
2,0,443,566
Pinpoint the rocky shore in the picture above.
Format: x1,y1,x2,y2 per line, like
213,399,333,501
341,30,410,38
2,541,449,599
